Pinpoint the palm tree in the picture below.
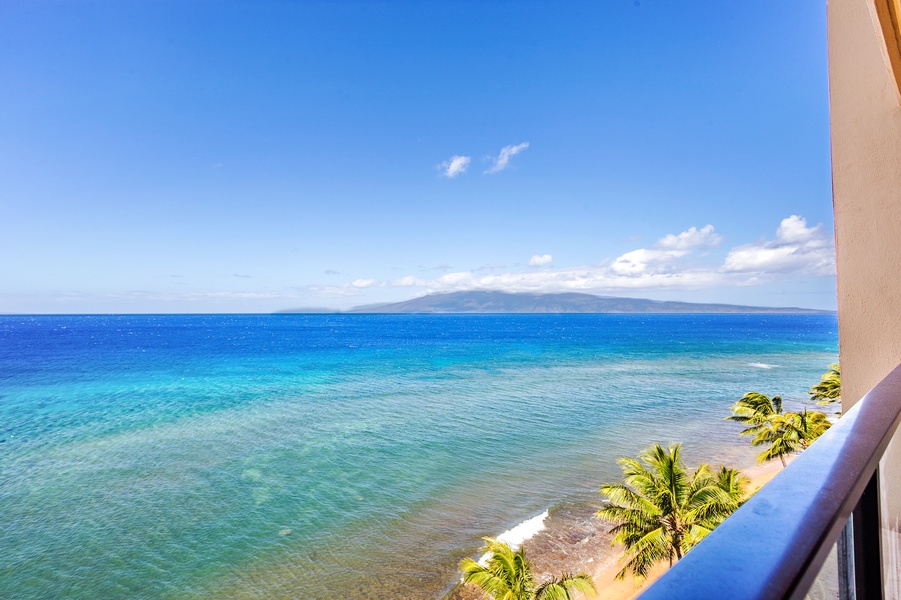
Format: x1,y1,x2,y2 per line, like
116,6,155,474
726,392,783,436
596,444,745,580
809,364,841,404
751,409,832,466
459,538,595,600
751,414,798,467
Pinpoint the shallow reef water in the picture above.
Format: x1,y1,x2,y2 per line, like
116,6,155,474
0,313,837,598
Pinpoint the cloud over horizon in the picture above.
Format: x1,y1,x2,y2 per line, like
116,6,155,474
611,224,721,276
485,142,529,174
319,216,835,299
723,215,834,275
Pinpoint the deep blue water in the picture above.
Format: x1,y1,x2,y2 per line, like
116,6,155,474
0,314,838,598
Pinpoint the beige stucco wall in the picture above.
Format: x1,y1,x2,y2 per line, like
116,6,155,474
829,1,901,594
828,0,901,407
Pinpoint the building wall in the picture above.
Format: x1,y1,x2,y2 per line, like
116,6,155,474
828,1,901,595
829,0,901,407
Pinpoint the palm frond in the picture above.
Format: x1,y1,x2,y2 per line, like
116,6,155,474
534,573,596,600
726,392,783,436
459,538,534,600
809,364,841,404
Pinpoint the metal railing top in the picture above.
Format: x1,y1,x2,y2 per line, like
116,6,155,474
636,363,901,600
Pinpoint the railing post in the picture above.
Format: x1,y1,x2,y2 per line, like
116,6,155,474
852,470,883,600
838,519,856,600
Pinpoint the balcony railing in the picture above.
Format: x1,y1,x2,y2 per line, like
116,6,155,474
637,363,901,600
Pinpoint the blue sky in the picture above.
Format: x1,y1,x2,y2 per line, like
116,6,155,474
1,2,835,313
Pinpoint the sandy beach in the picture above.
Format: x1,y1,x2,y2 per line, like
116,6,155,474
447,455,793,600
585,456,793,600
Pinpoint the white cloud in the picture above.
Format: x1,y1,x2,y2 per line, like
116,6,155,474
348,217,833,298
610,225,721,276
655,224,722,250
775,214,819,244
389,266,722,295
438,155,471,178
395,275,422,287
352,278,378,288
723,215,834,275
440,271,473,285
611,248,671,276
485,142,529,174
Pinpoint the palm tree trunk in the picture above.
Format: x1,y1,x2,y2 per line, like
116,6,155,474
780,454,786,467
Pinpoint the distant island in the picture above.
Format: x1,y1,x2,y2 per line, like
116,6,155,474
277,291,833,314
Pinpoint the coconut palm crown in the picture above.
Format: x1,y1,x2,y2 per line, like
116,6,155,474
809,364,841,404
596,443,746,581
726,392,783,436
459,538,595,600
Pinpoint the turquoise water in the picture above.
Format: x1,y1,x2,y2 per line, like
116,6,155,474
0,314,837,598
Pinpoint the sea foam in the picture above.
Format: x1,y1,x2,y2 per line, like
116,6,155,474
477,510,549,566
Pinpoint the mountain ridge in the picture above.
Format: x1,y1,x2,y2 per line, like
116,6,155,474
277,291,833,314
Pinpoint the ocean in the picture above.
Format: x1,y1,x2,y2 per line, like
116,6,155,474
0,314,838,599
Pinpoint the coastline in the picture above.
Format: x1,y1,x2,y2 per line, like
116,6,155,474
447,455,793,600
